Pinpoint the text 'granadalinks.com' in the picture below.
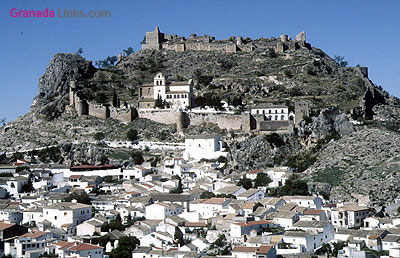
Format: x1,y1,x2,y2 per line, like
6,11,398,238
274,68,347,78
10,8,111,18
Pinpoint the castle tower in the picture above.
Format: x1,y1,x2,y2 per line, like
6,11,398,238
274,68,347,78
236,36,243,45
69,81,77,107
142,26,164,50
295,31,306,42
294,101,310,127
153,73,167,100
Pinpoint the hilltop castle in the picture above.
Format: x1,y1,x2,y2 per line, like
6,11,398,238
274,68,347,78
141,26,311,53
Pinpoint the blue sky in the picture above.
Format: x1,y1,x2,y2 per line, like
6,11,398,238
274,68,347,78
1,0,400,122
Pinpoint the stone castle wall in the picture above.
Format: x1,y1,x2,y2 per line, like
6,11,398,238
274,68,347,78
186,112,250,131
138,110,251,131
142,27,310,54
88,103,109,120
70,87,135,123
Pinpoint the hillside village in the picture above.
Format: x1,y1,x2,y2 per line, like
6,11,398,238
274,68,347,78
1,27,400,258
0,131,399,258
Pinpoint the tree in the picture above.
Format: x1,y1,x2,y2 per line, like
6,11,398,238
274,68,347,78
109,236,140,258
170,175,183,193
0,118,6,126
131,151,144,165
76,48,83,56
154,94,164,108
64,192,91,205
253,173,272,188
95,56,118,68
95,92,108,104
279,174,309,196
174,227,185,247
200,191,216,199
123,47,134,56
126,129,138,141
333,55,348,67
237,177,252,190
94,132,105,141
99,155,109,165
112,90,118,107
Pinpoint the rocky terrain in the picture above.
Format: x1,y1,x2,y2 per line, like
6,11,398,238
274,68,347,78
1,36,400,204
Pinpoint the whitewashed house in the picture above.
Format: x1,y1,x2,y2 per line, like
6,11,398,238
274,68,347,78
251,103,289,121
183,134,227,160
282,196,323,209
145,203,183,220
190,198,231,219
331,205,369,228
42,202,92,228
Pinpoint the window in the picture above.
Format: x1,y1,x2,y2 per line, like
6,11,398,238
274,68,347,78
64,212,67,216
275,110,278,113
148,88,151,94
281,115,284,120
269,110,271,114
275,115,278,120
281,109,284,113
256,110,259,114
54,216,57,220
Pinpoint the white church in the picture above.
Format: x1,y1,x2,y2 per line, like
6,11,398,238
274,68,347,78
139,72,194,110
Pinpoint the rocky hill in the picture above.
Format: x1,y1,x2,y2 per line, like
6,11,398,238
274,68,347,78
1,35,400,204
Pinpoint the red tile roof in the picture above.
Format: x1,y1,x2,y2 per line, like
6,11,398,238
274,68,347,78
200,198,227,205
304,209,324,215
69,175,82,179
19,231,48,239
53,241,76,250
70,164,115,171
68,243,103,251
232,246,257,253
184,222,207,227
248,169,263,174
256,245,273,254
0,222,15,231
234,220,273,227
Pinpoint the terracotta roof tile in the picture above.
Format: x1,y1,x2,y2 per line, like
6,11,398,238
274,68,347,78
68,243,103,251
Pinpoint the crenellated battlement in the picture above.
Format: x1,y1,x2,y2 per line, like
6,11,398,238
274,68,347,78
141,26,311,53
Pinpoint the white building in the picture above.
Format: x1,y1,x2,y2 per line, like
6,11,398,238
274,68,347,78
0,177,29,197
331,205,369,228
6,231,54,258
145,202,183,220
265,167,292,188
123,166,152,180
63,243,104,258
251,103,290,121
183,134,227,160
190,198,231,219
237,189,265,202
282,196,323,209
230,220,274,238
42,202,92,229
139,72,194,110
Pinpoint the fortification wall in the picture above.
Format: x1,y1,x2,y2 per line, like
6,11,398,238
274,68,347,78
187,112,250,131
110,106,136,123
138,110,178,125
138,110,250,131
88,103,109,120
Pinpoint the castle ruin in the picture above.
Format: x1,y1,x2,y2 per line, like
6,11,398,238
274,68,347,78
69,81,136,123
141,26,311,53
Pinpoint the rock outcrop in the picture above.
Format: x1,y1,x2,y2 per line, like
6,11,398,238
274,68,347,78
32,53,96,119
